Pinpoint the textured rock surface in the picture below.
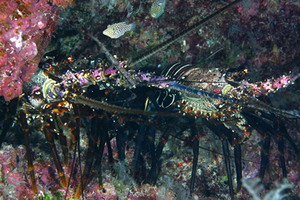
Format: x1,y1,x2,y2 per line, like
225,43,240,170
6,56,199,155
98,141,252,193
0,0,72,101
0,0,299,199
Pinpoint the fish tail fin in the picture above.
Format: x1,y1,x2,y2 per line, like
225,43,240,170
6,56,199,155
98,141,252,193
129,23,136,31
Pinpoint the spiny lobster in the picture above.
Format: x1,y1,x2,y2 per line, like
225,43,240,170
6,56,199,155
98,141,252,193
0,0,299,199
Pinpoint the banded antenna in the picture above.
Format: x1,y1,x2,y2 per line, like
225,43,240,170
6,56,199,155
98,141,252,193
129,0,243,68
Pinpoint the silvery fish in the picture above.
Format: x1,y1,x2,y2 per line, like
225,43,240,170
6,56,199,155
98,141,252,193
150,0,166,19
103,22,135,39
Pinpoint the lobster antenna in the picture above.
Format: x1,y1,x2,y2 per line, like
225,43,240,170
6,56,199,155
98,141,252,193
129,0,243,68
88,33,137,88
74,95,182,117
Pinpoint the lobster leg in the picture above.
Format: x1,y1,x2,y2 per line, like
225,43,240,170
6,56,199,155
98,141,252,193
234,143,242,192
72,104,84,198
146,127,157,184
132,125,146,173
106,131,114,164
242,112,273,180
116,126,126,161
94,119,108,187
152,125,180,183
53,116,69,165
20,110,38,194
43,122,67,187
222,139,234,200
277,133,287,177
259,136,271,180
259,113,291,177
205,118,244,193
274,120,287,178
155,128,170,161
279,121,299,157
259,112,299,157
204,120,235,200
155,116,181,160
190,126,200,193
79,117,101,194
74,115,109,198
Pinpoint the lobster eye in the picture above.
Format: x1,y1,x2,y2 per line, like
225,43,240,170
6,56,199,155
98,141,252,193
34,91,41,95
39,63,53,71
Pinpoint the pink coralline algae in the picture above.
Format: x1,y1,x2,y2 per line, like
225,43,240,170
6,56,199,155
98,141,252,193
0,0,72,101
0,144,176,199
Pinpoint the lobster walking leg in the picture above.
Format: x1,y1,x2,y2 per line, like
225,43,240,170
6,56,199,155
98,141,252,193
155,116,182,159
274,120,287,177
20,110,38,194
190,126,200,193
94,119,108,188
234,143,242,192
279,122,299,157
106,131,114,164
72,104,84,198
155,127,170,161
260,113,289,178
116,126,126,161
242,112,272,180
154,125,178,183
79,117,101,195
43,122,67,187
259,136,271,180
53,116,69,165
277,134,287,177
222,139,234,200
204,120,235,199
132,125,146,175
146,127,157,184
77,117,107,196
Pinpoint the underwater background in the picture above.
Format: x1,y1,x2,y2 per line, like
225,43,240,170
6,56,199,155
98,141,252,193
0,0,299,199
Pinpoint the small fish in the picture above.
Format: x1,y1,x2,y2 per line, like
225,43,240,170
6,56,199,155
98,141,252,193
103,22,135,39
150,0,166,19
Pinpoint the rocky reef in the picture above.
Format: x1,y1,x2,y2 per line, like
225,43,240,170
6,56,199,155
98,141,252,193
0,0,299,199
0,0,72,101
